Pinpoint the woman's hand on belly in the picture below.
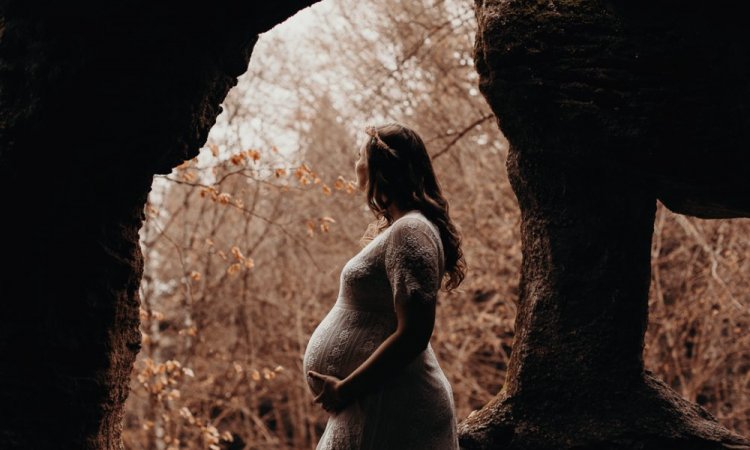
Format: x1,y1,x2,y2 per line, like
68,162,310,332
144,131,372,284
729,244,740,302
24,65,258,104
308,370,352,414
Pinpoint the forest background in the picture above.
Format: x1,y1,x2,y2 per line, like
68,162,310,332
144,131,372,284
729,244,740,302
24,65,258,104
122,0,750,448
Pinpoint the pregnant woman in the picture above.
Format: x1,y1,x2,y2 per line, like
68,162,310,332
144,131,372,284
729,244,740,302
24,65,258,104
303,122,466,449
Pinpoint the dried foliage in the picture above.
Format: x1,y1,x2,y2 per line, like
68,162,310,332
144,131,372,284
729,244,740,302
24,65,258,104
646,206,750,434
123,0,749,448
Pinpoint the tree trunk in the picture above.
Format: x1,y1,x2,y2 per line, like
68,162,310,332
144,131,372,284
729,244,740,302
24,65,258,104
0,2,317,448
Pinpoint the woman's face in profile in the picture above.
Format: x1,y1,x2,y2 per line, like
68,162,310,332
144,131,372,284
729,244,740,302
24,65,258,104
354,140,368,192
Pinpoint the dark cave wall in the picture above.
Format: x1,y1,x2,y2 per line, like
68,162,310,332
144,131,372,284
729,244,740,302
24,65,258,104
472,0,750,219
460,0,750,449
0,2,318,449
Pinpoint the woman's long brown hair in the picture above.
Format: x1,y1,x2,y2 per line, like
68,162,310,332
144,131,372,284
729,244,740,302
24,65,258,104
361,122,466,292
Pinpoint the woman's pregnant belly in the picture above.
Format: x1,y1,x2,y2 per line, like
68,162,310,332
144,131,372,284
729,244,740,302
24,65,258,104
303,304,395,396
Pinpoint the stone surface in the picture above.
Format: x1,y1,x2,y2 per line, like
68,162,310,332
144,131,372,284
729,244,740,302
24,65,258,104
0,2,317,449
461,0,750,448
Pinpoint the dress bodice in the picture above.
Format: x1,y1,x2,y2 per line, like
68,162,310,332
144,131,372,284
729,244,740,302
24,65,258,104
335,210,445,313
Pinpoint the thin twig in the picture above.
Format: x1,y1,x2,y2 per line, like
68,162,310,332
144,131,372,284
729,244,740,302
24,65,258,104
431,114,494,159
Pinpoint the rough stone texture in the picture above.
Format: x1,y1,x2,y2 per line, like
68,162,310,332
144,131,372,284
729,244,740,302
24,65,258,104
0,2,317,449
461,1,750,449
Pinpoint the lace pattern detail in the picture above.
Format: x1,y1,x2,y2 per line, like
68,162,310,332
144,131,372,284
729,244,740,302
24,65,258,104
384,216,443,307
318,409,362,450
325,311,365,375
304,313,337,395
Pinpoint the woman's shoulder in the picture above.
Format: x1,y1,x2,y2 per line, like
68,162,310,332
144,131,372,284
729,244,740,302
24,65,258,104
388,210,440,242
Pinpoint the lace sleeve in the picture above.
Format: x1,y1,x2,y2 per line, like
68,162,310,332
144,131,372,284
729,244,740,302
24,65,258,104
384,216,442,308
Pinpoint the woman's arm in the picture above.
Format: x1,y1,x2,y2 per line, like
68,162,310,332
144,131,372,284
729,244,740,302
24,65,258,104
338,293,436,400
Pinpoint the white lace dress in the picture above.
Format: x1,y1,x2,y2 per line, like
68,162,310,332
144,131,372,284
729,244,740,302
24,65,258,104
303,210,459,450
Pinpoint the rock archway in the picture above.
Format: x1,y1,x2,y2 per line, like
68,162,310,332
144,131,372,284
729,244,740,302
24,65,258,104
2,1,749,449
460,1,750,449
